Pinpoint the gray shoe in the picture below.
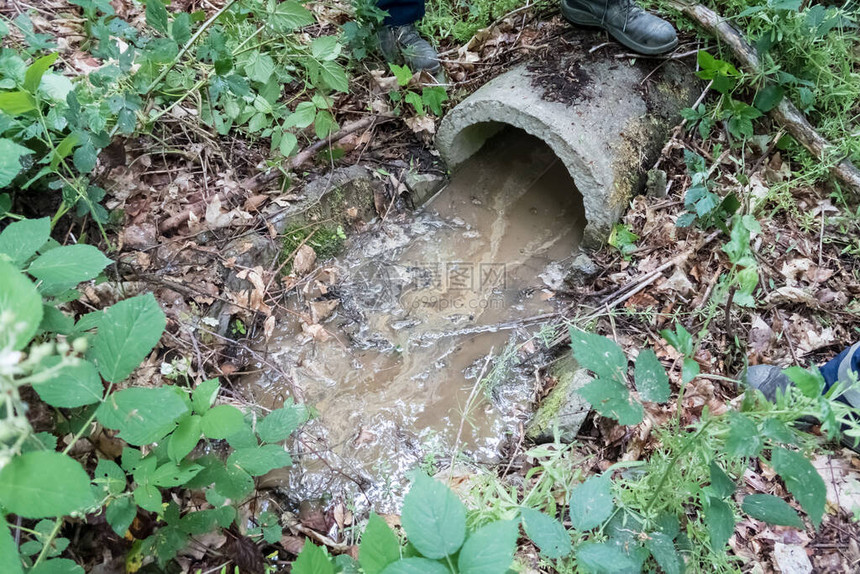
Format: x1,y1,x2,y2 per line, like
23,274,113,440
377,25,441,74
561,0,678,56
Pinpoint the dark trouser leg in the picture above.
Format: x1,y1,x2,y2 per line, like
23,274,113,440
377,0,425,26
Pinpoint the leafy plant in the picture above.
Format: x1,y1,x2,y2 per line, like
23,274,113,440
0,216,308,571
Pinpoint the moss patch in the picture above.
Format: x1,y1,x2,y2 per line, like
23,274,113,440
280,223,346,271
527,354,581,439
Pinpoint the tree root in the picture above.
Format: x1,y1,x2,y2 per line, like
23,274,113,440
675,1,860,194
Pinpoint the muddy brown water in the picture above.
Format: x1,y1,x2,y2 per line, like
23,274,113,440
241,129,586,510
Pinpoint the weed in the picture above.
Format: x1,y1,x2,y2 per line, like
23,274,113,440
280,222,347,271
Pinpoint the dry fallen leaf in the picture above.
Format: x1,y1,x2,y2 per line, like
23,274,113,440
293,245,317,276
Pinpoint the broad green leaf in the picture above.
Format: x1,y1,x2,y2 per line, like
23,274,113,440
169,414,202,463
643,532,682,574
0,91,36,115
335,555,362,574
633,349,670,403
29,558,84,574
753,84,785,112
245,54,275,84
725,411,762,458
200,404,245,439
359,513,401,574
318,60,349,93
279,131,298,156
150,460,203,487
570,474,614,530
380,559,449,574
178,508,220,534
782,366,824,399
708,462,735,499
33,357,103,407
285,101,316,129
660,325,693,356
50,133,80,169
268,0,315,31
192,378,220,414
576,378,644,426
520,507,572,559
146,0,169,35
227,444,291,476
458,519,519,574
105,497,136,535
401,473,466,559
0,451,94,518
171,12,191,45
0,138,33,188
256,403,307,443
0,260,43,350
770,447,825,528
741,494,804,528
38,73,73,103
97,386,189,445
133,484,162,513
311,36,340,60
93,459,126,495
91,293,166,382
214,463,254,499
293,540,334,574
575,541,637,573
389,64,412,87
1,519,24,574
24,53,58,93
28,244,110,291
682,358,700,384
569,328,627,383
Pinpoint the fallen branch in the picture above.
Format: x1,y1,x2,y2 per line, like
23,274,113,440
674,1,860,194
159,115,386,233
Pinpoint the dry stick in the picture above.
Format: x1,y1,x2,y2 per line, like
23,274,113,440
674,1,860,194
159,115,388,233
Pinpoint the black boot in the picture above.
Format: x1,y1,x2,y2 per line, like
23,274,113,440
377,24,441,74
561,0,678,55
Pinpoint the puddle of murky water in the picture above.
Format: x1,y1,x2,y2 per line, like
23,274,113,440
241,129,585,509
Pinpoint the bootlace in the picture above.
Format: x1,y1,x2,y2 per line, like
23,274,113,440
601,0,635,32
395,25,423,47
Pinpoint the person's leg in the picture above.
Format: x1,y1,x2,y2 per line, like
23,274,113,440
376,0,440,74
560,0,678,56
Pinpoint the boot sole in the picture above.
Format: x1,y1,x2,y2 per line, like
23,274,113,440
561,5,678,56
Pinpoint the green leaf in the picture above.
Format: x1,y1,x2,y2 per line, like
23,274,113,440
0,91,36,115
169,414,202,463
192,378,219,414
150,460,203,487
520,507,571,559
389,64,412,87
133,483,162,512
0,139,33,188
576,378,644,426
0,451,94,518
171,12,191,45
146,0,170,35
1,519,25,574
753,84,784,112
257,403,306,443
0,260,43,351
318,60,349,93
97,386,189,445
770,447,825,528
227,444,291,476
660,324,694,356
33,357,103,407
29,558,84,574
742,494,804,528
0,217,49,265
569,328,627,383
268,0,315,31
575,541,638,573
105,497,136,535
725,412,762,458
214,463,253,499
93,459,126,495
201,404,245,439
91,293,166,382
359,513,401,574
293,540,334,574
458,519,518,574
644,532,682,574
286,101,317,129
245,53,275,84
682,358,700,384
380,559,449,574
311,36,340,60
570,474,614,530
782,366,824,399
28,244,111,291
24,53,58,93
633,349,670,403
401,473,466,559
709,461,736,499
